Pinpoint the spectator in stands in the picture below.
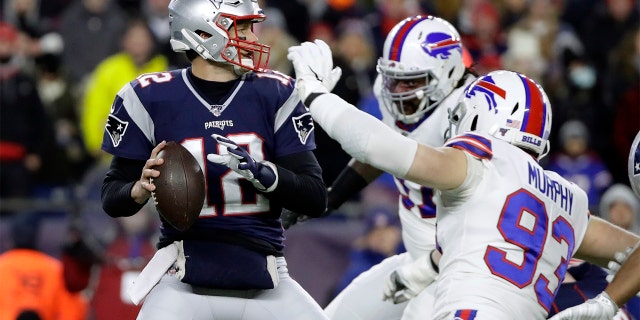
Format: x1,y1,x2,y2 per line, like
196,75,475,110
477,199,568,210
59,0,127,85
80,17,168,161
141,0,187,68
331,207,403,299
0,211,88,320
606,28,640,184
254,7,297,76
34,53,93,187
459,0,506,75
600,184,640,235
0,22,53,212
544,119,613,215
91,204,158,320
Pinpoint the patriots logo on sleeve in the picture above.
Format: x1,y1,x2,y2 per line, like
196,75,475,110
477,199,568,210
292,113,314,145
106,114,129,147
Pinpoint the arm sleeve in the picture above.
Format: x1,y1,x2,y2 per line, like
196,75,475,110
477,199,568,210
309,93,418,178
266,151,327,217
101,156,147,217
327,165,369,211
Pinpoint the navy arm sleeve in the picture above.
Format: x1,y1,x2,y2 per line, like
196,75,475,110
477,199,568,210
267,151,327,217
101,157,147,217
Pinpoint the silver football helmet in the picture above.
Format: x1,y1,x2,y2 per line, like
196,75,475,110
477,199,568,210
377,15,466,124
168,0,270,73
447,70,553,160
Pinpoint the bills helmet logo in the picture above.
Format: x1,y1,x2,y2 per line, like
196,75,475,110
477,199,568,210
422,32,462,59
465,76,506,113
106,114,129,147
292,113,314,145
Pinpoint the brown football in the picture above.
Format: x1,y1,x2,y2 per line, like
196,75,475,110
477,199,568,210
151,141,205,231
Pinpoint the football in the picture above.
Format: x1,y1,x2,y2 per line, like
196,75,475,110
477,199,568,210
151,141,206,231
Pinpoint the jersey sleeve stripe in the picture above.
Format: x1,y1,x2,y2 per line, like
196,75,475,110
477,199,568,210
120,83,155,145
445,133,493,160
274,90,301,133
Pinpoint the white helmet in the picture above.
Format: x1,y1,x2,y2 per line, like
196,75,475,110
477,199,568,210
168,0,270,73
447,70,552,160
377,15,466,124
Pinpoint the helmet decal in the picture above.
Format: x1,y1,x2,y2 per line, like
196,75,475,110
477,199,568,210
465,76,505,113
520,75,547,139
388,16,426,61
422,32,461,59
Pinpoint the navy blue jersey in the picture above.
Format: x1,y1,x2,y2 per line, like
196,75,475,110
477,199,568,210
101,68,315,252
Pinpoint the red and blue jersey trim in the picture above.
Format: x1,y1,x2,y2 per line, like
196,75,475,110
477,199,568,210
445,133,493,160
454,309,477,319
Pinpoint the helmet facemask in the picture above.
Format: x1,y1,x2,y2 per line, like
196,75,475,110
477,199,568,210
378,64,440,124
216,14,270,74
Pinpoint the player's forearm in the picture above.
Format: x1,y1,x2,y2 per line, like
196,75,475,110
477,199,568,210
267,151,327,217
269,168,326,217
576,217,640,266
101,156,148,217
309,93,417,178
606,243,640,306
326,161,377,211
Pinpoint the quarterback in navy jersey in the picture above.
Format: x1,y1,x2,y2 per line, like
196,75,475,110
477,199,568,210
100,1,329,319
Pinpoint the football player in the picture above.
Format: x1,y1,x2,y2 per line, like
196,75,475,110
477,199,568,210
287,40,640,319
283,15,476,320
100,1,333,319
550,131,640,320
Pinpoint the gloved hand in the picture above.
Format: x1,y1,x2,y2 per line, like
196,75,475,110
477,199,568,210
548,292,619,320
606,246,634,282
207,134,278,192
286,39,342,104
383,253,438,304
280,209,311,230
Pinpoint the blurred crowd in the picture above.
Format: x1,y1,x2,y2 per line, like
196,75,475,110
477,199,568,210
0,0,638,318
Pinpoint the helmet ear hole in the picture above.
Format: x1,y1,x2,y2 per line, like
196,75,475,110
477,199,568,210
511,102,519,115
470,115,478,131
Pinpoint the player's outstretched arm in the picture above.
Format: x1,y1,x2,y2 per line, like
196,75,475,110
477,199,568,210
287,40,467,191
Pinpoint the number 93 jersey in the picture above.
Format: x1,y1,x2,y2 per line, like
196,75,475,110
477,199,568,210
101,68,315,251
433,133,590,320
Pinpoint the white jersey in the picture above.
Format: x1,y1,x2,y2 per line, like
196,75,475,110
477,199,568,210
375,74,477,259
433,133,590,319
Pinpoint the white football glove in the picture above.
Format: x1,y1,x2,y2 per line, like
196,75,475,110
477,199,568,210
606,246,634,282
382,254,438,304
548,292,619,320
287,39,342,104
